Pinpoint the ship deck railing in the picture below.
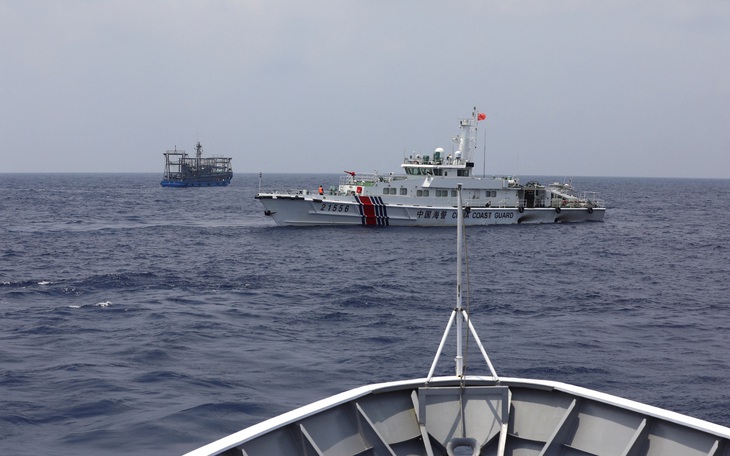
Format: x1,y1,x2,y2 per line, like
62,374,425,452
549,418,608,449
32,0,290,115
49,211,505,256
338,174,408,186
255,190,604,209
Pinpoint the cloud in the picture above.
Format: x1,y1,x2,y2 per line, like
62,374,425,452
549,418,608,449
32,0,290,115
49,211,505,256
1,0,728,177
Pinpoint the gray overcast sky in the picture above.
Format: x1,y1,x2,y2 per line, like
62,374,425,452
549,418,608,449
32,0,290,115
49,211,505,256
2,1,729,178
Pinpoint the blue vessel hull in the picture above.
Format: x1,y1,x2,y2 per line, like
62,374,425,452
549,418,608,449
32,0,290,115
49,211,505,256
160,179,231,188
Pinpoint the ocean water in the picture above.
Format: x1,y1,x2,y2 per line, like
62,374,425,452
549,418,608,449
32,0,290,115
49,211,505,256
1,173,729,455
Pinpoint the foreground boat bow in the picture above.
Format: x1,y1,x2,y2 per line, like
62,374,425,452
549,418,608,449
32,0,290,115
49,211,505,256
185,375,730,456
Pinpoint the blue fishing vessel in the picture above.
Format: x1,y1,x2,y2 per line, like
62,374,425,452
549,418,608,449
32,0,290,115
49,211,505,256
161,142,233,187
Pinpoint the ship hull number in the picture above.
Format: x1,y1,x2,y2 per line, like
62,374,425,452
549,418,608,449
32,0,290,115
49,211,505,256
320,203,350,212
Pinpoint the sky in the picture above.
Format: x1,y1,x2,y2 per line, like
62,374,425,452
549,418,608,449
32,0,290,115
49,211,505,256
1,0,729,178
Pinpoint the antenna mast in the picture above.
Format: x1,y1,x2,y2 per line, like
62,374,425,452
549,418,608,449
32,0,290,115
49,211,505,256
455,183,464,376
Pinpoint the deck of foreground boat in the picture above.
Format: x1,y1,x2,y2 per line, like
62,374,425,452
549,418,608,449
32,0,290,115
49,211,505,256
186,374,730,456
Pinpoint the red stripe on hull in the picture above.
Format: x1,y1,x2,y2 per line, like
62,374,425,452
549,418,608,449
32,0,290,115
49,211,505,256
359,196,377,225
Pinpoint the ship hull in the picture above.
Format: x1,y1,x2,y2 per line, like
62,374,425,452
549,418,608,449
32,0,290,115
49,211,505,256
257,194,605,226
161,179,231,188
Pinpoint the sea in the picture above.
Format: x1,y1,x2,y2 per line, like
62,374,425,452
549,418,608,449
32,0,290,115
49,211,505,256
1,173,729,455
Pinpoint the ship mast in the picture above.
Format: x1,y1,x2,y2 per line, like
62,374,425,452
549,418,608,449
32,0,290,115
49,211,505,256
455,183,464,376
454,108,478,163
426,183,499,382
195,141,203,170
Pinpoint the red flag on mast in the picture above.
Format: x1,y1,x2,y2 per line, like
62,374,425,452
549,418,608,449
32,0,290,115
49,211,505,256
477,112,486,121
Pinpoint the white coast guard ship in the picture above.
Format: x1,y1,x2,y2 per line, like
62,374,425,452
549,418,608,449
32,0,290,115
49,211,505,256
255,108,605,226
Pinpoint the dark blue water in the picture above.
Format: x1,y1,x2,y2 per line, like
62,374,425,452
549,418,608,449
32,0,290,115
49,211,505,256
1,173,729,455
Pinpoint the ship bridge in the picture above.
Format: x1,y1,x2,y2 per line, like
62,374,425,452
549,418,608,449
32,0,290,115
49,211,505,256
402,148,474,177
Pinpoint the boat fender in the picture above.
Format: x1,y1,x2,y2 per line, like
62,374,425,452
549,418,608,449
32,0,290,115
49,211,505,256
587,207,593,214
555,207,561,213
518,206,524,213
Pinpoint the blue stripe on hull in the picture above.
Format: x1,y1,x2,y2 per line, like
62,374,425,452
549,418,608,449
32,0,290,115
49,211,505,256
355,196,389,226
